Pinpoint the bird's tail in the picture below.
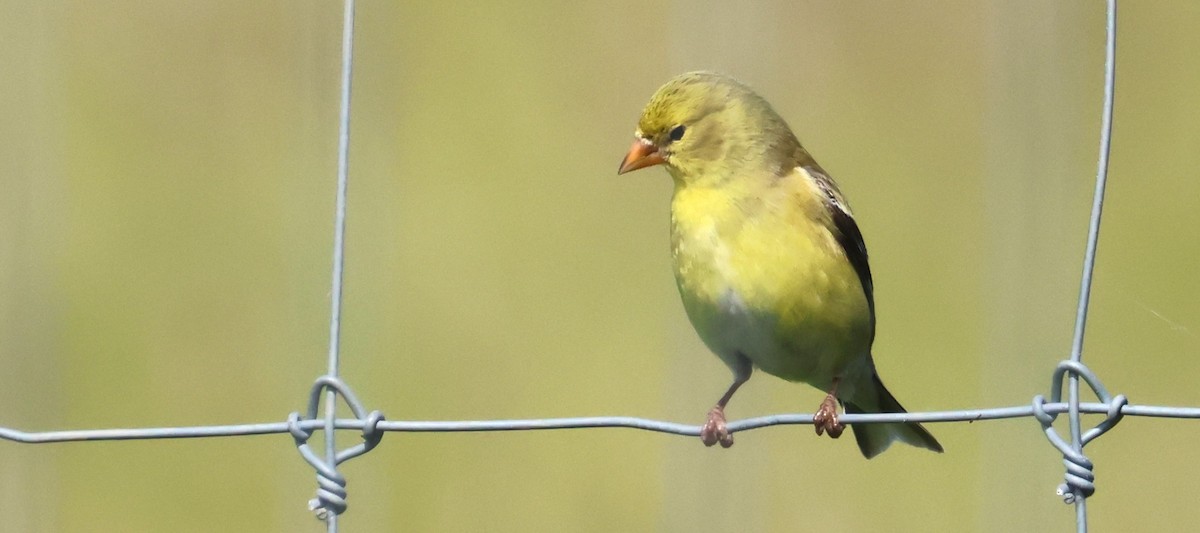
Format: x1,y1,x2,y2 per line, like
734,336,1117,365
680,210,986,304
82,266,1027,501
845,372,943,459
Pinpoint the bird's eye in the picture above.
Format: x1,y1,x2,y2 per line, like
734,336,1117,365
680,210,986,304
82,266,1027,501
669,125,686,142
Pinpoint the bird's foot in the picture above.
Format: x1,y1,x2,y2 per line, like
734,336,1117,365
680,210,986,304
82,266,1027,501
813,394,845,439
701,406,734,448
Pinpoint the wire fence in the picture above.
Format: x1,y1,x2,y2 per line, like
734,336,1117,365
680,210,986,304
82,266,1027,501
2,1,1188,532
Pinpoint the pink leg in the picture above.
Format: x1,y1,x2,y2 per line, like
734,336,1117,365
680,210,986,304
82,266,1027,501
700,355,752,448
813,378,845,439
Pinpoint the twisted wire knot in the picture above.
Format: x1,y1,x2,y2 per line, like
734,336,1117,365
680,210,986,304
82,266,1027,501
288,376,386,520
1032,360,1127,503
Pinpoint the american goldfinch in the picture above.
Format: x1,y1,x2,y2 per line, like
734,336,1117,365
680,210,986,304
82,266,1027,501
618,72,942,458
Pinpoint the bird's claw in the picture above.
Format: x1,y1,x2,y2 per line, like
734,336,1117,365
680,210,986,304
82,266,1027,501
813,394,845,439
701,406,734,448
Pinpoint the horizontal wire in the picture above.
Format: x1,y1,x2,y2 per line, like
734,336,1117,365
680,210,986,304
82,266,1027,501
2,401,1196,444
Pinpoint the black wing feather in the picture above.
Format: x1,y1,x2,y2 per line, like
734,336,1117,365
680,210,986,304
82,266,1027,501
805,166,875,332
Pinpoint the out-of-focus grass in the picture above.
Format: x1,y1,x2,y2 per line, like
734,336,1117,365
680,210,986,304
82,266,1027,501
2,2,1199,531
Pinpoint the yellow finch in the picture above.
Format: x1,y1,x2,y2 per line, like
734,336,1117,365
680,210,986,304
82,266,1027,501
618,72,942,458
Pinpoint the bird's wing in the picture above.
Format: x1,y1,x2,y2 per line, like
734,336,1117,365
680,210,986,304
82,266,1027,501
803,165,876,330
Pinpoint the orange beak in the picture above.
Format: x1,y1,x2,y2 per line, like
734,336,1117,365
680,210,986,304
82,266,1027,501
617,138,665,175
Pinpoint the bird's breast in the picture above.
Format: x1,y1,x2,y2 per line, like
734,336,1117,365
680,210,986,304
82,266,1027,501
669,184,873,385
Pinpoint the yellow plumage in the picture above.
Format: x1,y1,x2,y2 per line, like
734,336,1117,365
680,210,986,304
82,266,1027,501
619,71,942,458
670,167,871,390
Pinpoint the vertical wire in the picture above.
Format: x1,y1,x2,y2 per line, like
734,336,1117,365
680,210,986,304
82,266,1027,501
325,0,356,531
1068,1,1116,531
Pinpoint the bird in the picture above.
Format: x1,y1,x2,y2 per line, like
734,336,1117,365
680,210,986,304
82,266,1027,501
617,71,942,458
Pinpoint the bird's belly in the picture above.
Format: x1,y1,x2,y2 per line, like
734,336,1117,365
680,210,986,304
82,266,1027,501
672,216,872,390
680,285,859,388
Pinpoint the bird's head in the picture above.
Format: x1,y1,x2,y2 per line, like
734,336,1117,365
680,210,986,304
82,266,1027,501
617,71,802,186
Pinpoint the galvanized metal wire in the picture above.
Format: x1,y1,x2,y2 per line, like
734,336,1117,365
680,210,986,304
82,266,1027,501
4,391,1200,446
0,1,1153,532
311,0,358,529
1074,5,1119,369
1058,2,1118,531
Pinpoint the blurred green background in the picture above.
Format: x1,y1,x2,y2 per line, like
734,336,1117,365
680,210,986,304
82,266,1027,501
3,1,1199,531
